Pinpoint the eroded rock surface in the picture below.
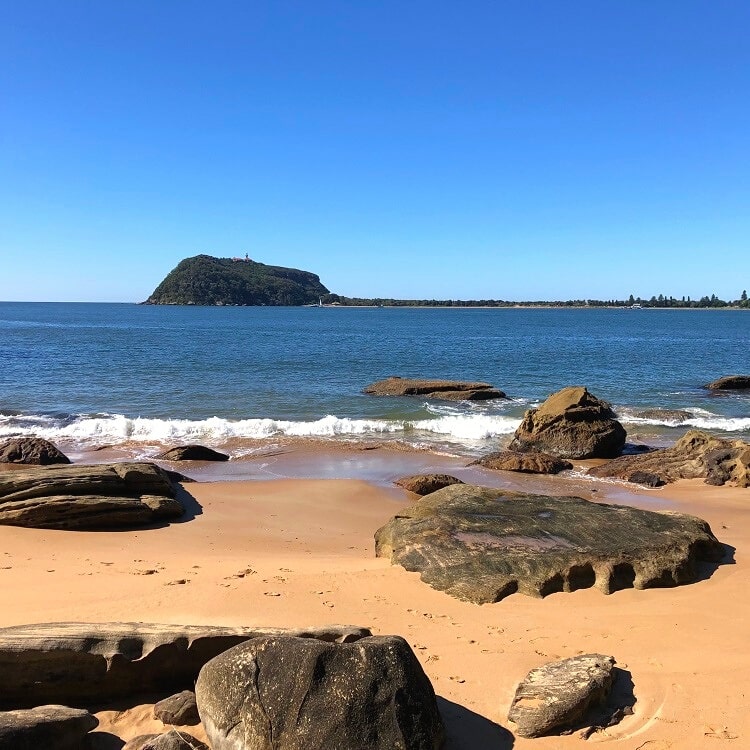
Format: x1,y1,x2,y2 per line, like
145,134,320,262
0,437,70,465
508,654,616,737
0,622,371,708
471,450,572,474
704,375,750,391
154,691,199,726
631,408,693,423
395,474,464,495
589,430,750,488
0,705,97,750
364,377,506,401
374,484,724,604
122,731,208,750
0,462,183,529
196,635,445,750
509,386,626,459
157,445,229,462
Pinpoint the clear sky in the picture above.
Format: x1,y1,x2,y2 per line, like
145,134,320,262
1,1,748,302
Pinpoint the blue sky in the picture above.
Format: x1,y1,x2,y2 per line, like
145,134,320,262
1,1,748,302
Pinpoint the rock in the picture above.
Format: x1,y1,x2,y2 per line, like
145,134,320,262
631,408,693,423
395,474,464,495
123,731,208,750
0,462,183,529
470,450,572,474
628,471,666,488
0,705,98,750
508,654,616,737
157,445,229,462
195,635,445,750
154,691,199,726
374,484,724,604
704,375,750,391
363,376,506,401
0,622,371,708
590,430,750,488
508,386,626,458
0,437,70,465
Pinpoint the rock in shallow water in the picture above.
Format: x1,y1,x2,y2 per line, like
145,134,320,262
196,635,445,750
470,450,572,474
0,705,97,750
156,445,229,461
704,374,750,391
374,484,724,604
395,474,463,495
363,376,506,401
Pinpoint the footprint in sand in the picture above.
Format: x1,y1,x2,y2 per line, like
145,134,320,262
165,579,190,586
264,591,281,597
133,569,159,575
225,568,256,580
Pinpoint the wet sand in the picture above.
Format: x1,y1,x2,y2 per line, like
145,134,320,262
0,448,747,749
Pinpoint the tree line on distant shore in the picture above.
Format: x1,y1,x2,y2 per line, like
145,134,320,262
322,290,750,309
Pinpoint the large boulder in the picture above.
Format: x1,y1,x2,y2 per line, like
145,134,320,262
589,430,750,488
0,462,183,529
508,387,626,459
0,437,70,465
0,622,371,709
364,377,506,401
196,635,445,750
470,450,572,474
395,474,464,495
154,691,199,726
156,445,229,462
508,654,617,737
0,705,97,750
374,484,724,604
704,375,750,391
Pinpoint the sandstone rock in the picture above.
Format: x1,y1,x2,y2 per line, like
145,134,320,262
628,471,665,488
704,375,750,391
123,731,208,750
157,445,229,462
395,474,463,495
0,622,371,708
589,430,750,488
632,408,693,423
374,484,724,604
509,387,626,458
196,635,445,750
470,450,572,474
0,437,70,465
508,654,616,737
154,691,199,726
0,705,97,750
364,377,506,401
0,462,183,529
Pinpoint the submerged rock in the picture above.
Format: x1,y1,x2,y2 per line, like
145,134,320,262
470,450,572,474
157,445,229,462
364,377,506,401
374,484,724,604
0,437,70,466
0,622,371,708
395,474,464,495
509,386,626,459
631,408,693,423
704,375,750,391
196,635,445,750
590,430,750,488
0,462,183,529
0,705,97,750
508,654,617,737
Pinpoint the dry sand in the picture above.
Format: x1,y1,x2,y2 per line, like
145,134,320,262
0,467,747,749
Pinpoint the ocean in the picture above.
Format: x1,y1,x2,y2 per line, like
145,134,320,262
1,302,748,459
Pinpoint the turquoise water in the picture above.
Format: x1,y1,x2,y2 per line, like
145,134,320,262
0,302,748,456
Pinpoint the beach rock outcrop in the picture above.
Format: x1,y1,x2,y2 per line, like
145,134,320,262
154,691,199,726
471,450,572,474
395,474,464,495
509,386,626,458
0,622,371,708
627,471,666,488
374,484,724,604
364,376,506,401
195,635,445,750
157,445,229,462
0,437,70,465
122,731,208,750
704,375,750,391
589,430,750,488
632,408,693,423
508,654,617,737
0,705,98,750
0,462,183,529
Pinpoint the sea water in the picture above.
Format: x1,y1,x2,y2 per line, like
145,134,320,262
0,302,748,457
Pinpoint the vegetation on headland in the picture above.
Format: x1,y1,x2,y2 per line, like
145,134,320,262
144,255,748,308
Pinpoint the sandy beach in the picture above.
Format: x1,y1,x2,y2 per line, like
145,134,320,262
0,449,747,749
